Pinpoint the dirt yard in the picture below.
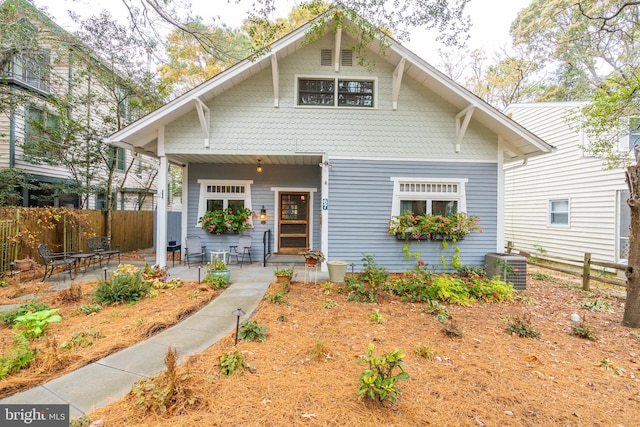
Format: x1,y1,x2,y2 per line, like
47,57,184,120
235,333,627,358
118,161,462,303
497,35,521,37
1,265,639,426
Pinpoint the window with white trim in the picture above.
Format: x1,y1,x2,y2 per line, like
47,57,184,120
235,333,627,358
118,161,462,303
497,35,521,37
297,77,375,108
196,179,253,226
390,178,468,216
548,198,569,226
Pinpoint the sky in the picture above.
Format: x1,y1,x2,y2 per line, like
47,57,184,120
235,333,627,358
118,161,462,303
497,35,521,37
32,0,532,64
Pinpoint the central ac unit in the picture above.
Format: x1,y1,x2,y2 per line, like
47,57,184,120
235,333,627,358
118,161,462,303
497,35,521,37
485,253,527,290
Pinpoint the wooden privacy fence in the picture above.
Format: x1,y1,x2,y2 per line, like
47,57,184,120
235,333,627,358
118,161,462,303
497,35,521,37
0,207,154,275
506,243,626,290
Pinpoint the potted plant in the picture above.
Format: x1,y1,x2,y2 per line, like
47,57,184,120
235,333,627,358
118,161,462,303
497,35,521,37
204,258,231,287
273,268,294,283
14,258,35,272
198,207,254,235
300,249,325,267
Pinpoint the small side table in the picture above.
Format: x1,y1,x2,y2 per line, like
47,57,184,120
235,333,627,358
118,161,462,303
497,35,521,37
70,252,96,273
167,244,181,267
210,249,229,265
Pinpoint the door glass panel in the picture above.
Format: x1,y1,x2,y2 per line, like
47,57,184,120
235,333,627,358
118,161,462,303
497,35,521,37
281,194,308,220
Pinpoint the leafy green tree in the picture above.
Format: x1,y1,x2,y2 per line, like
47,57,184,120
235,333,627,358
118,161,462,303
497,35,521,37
512,0,640,327
159,22,253,96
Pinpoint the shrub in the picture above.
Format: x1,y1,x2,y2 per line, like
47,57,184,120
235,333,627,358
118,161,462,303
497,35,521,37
414,343,437,360
204,274,229,289
339,276,378,303
0,334,35,379
238,320,267,342
0,302,50,326
571,322,596,341
357,343,409,403
361,254,389,288
441,317,464,338
14,309,62,339
219,350,254,376
266,291,287,305
504,315,540,338
93,267,150,304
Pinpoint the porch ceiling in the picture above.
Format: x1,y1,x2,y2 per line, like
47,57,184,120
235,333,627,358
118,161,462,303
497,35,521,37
167,153,323,167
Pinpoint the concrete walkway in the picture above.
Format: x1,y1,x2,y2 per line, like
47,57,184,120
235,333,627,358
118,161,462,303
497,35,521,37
0,260,326,419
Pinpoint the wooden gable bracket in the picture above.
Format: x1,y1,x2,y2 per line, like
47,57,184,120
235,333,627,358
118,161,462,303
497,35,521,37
455,104,476,152
334,27,342,73
392,57,407,111
270,53,279,108
194,98,210,148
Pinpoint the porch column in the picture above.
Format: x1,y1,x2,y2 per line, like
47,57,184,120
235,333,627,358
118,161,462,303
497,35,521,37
156,127,168,267
320,156,330,272
496,135,505,253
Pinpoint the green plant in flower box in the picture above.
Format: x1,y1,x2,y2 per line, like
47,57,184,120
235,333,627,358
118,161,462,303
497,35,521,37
198,207,254,234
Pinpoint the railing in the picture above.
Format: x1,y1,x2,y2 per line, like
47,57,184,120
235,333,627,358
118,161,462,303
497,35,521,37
506,243,626,290
263,229,272,267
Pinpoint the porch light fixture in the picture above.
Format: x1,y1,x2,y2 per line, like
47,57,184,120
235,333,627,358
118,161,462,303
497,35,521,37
256,159,263,173
318,160,332,168
260,206,267,224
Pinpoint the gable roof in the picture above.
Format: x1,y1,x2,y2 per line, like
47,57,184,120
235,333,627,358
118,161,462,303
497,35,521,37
105,10,555,163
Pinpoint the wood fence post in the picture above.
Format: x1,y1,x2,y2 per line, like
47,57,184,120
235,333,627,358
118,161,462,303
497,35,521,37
583,252,591,291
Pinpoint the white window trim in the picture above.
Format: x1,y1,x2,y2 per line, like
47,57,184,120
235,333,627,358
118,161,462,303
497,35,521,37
390,177,468,216
295,74,378,109
548,198,570,227
196,179,254,227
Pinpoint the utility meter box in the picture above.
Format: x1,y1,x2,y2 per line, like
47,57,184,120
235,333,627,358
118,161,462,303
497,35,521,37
485,253,527,290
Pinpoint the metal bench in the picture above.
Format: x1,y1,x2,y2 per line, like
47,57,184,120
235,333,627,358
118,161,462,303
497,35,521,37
87,236,121,267
37,243,74,282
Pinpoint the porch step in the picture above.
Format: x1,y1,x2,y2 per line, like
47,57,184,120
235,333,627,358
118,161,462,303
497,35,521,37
265,254,305,266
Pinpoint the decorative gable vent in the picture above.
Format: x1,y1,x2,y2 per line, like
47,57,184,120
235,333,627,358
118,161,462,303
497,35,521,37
320,49,354,66
341,49,353,66
321,49,332,66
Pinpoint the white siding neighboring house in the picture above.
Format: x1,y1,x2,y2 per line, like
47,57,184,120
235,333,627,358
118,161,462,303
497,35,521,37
0,0,158,210
107,8,555,269
504,102,631,264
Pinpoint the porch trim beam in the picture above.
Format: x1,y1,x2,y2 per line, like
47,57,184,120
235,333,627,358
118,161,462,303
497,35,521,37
334,27,342,73
455,104,476,152
194,98,210,148
392,57,407,110
270,53,279,108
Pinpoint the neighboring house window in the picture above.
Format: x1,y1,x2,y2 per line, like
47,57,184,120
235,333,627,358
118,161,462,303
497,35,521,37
109,147,126,172
619,117,640,152
390,178,468,216
24,106,61,164
196,179,253,226
548,199,569,226
297,77,375,108
4,50,51,93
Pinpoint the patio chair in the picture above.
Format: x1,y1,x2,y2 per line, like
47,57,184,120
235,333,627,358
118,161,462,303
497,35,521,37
230,236,252,267
37,243,74,282
184,236,205,268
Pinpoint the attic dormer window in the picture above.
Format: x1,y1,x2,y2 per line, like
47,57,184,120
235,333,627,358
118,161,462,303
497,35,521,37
297,77,375,108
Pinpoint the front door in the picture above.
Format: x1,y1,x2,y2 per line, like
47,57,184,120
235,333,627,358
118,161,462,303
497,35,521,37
278,192,309,254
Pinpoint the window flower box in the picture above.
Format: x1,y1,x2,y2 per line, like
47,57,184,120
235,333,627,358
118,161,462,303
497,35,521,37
389,212,481,241
198,207,254,234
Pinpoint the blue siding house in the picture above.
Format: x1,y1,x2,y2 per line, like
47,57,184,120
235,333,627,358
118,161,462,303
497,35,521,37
106,9,554,272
